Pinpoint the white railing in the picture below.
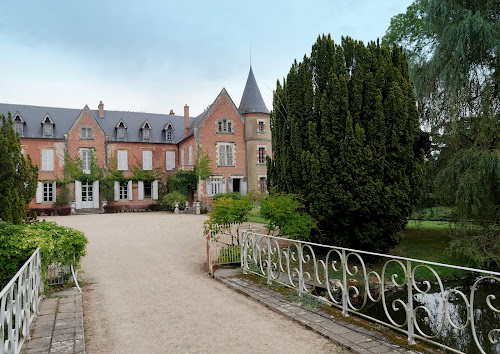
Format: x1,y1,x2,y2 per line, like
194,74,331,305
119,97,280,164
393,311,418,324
241,231,500,354
1,248,43,354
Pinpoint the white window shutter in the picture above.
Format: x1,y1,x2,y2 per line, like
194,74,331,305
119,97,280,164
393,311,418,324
75,181,82,209
93,180,99,208
166,151,175,170
128,180,133,200
143,151,152,170
181,150,185,166
152,180,158,200
114,181,119,201
228,177,233,192
52,181,57,203
206,179,212,196
138,181,144,200
222,178,226,193
36,182,42,203
188,146,193,165
48,150,54,171
242,178,248,195
118,150,128,170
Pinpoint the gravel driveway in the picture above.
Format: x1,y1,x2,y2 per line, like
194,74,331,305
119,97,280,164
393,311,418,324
45,213,343,353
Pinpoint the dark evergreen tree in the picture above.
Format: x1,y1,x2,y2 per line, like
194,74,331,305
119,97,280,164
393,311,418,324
268,36,424,252
0,112,38,224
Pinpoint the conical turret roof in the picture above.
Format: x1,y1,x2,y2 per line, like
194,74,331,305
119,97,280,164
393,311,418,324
239,67,269,114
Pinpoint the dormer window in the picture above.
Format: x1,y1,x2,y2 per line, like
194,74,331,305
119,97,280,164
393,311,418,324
217,118,233,133
115,119,128,140
41,115,54,137
14,115,24,136
163,122,174,142
140,120,152,141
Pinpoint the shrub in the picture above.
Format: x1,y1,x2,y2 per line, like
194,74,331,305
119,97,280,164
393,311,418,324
208,196,253,226
212,192,242,201
28,207,71,216
260,193,316,240
0,220,88,286
53,184,71,207
161,191,187,211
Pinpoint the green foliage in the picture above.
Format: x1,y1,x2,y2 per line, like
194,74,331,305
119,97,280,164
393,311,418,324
166,170,197,198
268,36,423,251
259,194,316,240
208,196,253,226
194,144,213,180
161,191,187,211
0,112,39,224
384,0,499,268
212,192,242,201
53,183,71,207
0,220,88,286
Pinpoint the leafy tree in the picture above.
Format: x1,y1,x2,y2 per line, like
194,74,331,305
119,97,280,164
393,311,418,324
161,191,187,211
268,36,424,252
383,0,499,268
194,143,212,181
0,113,38,224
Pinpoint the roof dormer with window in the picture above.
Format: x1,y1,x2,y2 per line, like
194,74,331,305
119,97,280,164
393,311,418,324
115,119,128,140
13,112,25,137
41,114,55,137
163,122,174,142
140,120,152,141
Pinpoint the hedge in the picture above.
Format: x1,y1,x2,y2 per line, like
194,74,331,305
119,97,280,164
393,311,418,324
0,221,88,287
28,207,71,217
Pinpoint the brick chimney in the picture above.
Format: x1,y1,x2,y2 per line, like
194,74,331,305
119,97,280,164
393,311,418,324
184,104,190,137
98,101,104,118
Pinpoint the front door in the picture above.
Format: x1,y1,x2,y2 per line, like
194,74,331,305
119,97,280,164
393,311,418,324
82,182,93,208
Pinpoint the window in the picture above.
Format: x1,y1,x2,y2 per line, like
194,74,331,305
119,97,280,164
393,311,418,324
218,144,234,166
119,182,128,200
258,121,264,132
143,151,153,170
258,147,266,164
181,149,185,166
117,150,128,170
143,128,150,140
188,146,193,165
165,123,174,142
117,127,125,139
144,181,152,198
43,182,54,202
116,120,127,140
211,178,220,195
82,150,91,174
81,127,93,139
217,119,233,133
14,115,24,136
43,123,53,137
227,122,232,133
166,151,175,170
41,149,54,171
259,177,266,193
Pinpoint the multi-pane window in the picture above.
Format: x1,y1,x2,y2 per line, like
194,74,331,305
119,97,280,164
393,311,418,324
217,119,232,133
259,177,266,193
117,127,125,139
81,127,92,139
258,121,264,132
82,150,91,174
43,123,53,137
211,178,220,195
258,147,265,164
143,128,150,140
188,146,193,165
41,149,54,171
143,150,153,170
14,116,23,136
166,125,173,141
218,144,234,166
119,182,128,200
43,182,54,202
144,181,152,199
117,150,128,170
181,149,185,166
166,151,175,170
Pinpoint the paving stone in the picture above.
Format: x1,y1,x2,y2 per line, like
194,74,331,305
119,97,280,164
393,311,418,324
39,297,58,310
32,313,56,323
52,332,75,343
50,339,74,353
55,318,76,330
55,311,77,320
53,326,75,336
57,302,76,313
340,331,373,344
367,344,393,353
22,336,51,351
30,321,54,338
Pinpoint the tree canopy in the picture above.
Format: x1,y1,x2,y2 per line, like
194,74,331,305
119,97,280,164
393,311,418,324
0,112,38,224
383,0,499,268
268,36,424,252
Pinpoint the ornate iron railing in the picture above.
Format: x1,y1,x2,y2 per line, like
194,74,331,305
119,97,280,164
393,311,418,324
1,248,43,354
241,231,500,354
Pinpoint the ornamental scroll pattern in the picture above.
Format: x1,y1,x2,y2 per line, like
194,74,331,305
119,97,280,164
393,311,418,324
241,231,500,354
1,248,43,354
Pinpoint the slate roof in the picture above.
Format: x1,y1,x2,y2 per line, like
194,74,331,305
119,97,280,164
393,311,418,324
238,67,269,114
0,103,194,144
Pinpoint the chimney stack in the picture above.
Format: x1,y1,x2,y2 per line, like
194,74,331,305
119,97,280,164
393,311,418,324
184,104,190,137
98,101,104,118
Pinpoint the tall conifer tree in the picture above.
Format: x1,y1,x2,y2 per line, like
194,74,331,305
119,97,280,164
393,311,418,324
268,36,423,252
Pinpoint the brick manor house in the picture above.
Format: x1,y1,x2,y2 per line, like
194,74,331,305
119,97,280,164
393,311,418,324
0,67,271,210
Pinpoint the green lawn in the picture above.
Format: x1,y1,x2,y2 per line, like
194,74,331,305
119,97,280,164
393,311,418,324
247,215,269,224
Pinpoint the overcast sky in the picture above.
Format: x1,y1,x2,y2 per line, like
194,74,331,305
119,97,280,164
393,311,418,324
0,1,412,117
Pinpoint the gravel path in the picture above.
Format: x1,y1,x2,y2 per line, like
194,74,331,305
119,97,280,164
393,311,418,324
45,213,344,353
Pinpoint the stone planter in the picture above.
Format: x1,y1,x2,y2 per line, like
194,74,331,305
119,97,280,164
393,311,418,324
174,202,179,214
70,201,76,215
